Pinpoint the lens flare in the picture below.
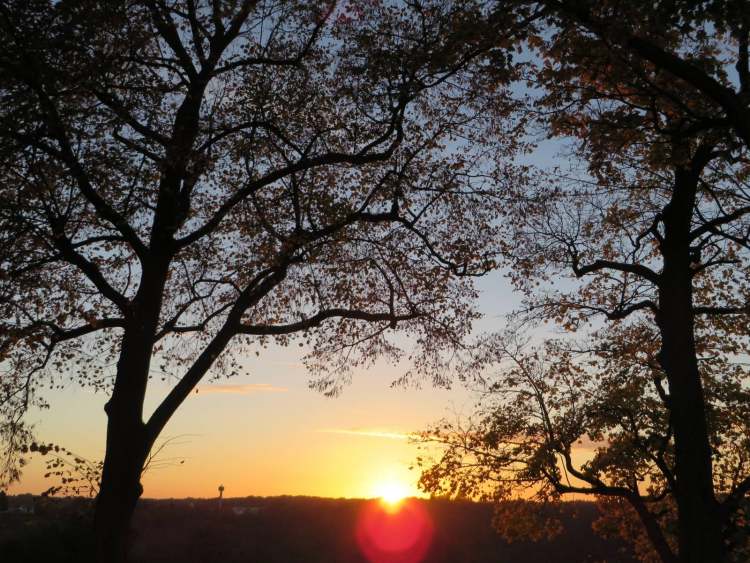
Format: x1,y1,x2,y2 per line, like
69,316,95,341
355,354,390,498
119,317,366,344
356,499,434,563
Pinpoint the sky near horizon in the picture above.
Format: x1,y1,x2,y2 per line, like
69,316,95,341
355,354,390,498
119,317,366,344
9,269,530,500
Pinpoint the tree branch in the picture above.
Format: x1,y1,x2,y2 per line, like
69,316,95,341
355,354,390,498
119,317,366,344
690,205,750,241
237,308,419,336
145,265,287,441
550,0,750,147
572,257,660,285
693,304,749,316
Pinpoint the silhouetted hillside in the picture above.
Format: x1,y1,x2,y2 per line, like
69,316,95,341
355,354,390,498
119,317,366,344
0,496,636,562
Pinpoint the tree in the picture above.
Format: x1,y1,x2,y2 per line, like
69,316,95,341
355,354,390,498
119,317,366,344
0,1,525,560
541,0,750,149
419,3,750,562
419,330,749,562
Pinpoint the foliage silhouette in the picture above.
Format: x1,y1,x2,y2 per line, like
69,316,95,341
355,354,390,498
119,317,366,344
0,1,532,560
418,2,750,562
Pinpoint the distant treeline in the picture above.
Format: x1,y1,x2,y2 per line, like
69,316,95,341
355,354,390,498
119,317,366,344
0,496,635,563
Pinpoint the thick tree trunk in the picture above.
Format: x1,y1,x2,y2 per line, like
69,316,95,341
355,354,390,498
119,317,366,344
658,165,725,563
93,323,155,563
94,427,147,563
659,287,724,563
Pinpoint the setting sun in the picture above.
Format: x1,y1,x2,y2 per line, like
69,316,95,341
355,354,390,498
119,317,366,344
374,481,410,508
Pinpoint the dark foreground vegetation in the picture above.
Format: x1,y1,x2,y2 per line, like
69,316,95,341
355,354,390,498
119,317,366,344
0,495,635,563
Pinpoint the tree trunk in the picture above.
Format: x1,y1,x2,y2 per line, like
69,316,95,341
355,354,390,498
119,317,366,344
629,496,678,563
658,165,725,563
94,428,147,563
93,323,154,563
658,291,725,562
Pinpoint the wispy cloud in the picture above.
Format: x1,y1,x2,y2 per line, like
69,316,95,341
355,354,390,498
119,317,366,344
316,428,413,441
195,383,288,395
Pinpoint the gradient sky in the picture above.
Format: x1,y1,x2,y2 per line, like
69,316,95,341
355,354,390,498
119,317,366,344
9,270,529,500
8,127,569,501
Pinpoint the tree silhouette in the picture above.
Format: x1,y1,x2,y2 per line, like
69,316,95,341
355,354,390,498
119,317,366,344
0,1,525,560
543,0,750,150
420,3,750,562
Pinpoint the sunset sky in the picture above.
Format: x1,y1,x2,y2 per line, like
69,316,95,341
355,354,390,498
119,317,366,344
10,271,528,500
8,131,567,501
3,36,575,501
8,141,569,501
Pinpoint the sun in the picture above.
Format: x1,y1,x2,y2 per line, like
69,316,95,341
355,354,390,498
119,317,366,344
374,481,410,509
